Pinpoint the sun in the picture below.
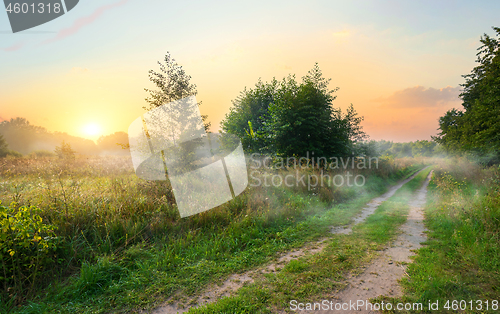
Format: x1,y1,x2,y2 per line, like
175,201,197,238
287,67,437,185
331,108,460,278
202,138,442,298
83,123,102,136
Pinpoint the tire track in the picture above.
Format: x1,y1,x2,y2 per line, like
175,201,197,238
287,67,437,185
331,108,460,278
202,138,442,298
311,170,433,313
151,168,431,314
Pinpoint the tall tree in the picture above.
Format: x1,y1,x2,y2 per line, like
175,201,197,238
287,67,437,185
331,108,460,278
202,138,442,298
266,65,344,157
221,63,365,158
144,52,211,132
435,27,500,163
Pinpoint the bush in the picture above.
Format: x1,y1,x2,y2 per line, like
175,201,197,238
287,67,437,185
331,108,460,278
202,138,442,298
28,150,56,158
0,202,60,302
54,141,76,159
4,150,22,158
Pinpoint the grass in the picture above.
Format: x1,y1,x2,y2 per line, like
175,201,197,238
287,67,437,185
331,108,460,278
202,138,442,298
379,158,500,313
186,166,433,313
0,155,425,313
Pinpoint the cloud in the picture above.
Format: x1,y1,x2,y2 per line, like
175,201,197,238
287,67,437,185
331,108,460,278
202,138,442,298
373,85,462,108
2,42,24,52
41,0,128,45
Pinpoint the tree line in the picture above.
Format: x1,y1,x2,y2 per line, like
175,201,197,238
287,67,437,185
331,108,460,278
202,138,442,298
0,117,129,157
140,54,366,159
355,139,443,158
435,27,500,165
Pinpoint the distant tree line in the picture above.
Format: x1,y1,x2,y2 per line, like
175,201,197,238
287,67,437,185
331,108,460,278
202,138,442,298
221,63,366,158
354,139,444,158
0,117,129,157
434,27,500,165
0,134,20,157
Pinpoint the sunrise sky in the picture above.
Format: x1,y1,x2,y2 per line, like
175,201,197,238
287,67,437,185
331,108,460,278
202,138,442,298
1,0,499,142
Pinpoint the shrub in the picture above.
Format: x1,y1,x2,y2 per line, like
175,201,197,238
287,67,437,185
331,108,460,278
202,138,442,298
54,141,76,159
5,150,22,158
0,202,60,301
28,150,56,158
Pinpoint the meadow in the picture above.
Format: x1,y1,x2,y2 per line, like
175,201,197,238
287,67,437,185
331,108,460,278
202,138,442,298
385,158,500,313
189,166,434,313
0,154,422,313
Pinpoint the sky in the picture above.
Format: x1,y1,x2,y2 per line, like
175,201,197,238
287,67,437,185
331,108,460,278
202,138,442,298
1,0,499,142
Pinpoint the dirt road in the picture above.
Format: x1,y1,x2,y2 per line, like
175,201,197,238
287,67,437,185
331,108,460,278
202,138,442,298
152,169,433,314
314,170,433,313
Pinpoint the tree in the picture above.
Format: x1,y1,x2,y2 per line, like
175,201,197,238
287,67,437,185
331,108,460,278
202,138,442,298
352,139,394,157
144,52,211,132
97,132,129,154
54,140,76,159
435,109,464,152
221,78,279,153
0,118,47,154
0,118,98,155
0,134,9,157
266,68,346,157
435,27,500,164
221,63,366,158
411,140,437,157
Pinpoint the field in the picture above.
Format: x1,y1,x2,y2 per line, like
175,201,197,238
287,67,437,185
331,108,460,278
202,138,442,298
1,155,499,313
1,3,498,314
389,159,500,313
0,155,421,313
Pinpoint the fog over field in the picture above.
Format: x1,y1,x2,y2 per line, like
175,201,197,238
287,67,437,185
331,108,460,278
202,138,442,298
1,1,499,313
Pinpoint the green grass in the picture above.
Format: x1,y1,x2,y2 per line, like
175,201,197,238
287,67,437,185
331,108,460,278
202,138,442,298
381,159,500,313
0,156,426,313
187,167,433,313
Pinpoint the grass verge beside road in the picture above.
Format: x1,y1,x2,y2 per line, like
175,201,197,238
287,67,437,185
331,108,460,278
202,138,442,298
187,167,433,313
384,159,500,314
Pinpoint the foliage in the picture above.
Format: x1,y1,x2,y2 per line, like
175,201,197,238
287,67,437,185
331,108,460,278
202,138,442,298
221,78,279,153
97,132,129,154
435,27,500,165
0,134,22,158
0,117,98,156
395,159,500,313
4,150,23,158
28,150,56,158
349,139,442,158
54,140,76,159
0,135,8,157
0,202,59,300
221,63,366,157
144,52,211,132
